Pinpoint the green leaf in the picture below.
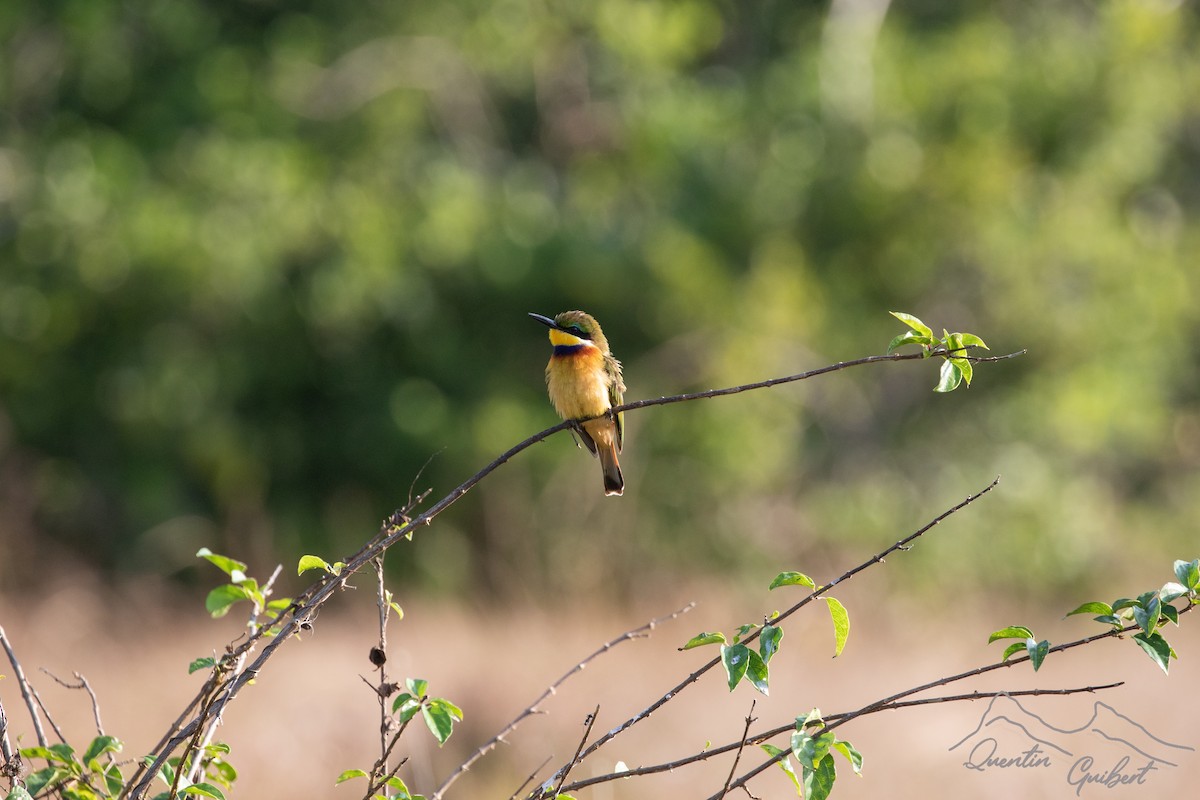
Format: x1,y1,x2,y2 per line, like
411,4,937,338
103,763,124,795
721,644,750,692
732,623,756,643
188,657,216,675
196,549,248,578
889,311,933,339
831,740,863,775
1065,601,1112,617
825,597,849,657
1159,582,1188,604
1133,593,1161,636
384,776,411,794
760,624,783,663
955,357,974,386
791,730,834,770
1132,632,1173,674
23,766,64,796
1000,643,1026,662
935,359,963,392
1160,603,1179,625
1094,614,1124,627
181,783,226,799
1110,597,1136,612
335,769,369,784
1174,558,1199,590
406,678,428,698
392,693,421,723
21,746,70,764
423,698,463,745
760,744,802,795
205,584,251,618
988,626,1034,643
297,555,332,576
887,330,931,353
744,649,770,695
769,571,816,590
956,333,989,350
803,755,838,800
82,735,121,766
1027,639,1050,671
5,786,35,800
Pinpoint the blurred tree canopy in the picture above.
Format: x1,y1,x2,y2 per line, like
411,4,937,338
1,0,1197,600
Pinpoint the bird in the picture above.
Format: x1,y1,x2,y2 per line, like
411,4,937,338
529,310,626,496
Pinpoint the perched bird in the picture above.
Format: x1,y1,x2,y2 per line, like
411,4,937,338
529,310,626,496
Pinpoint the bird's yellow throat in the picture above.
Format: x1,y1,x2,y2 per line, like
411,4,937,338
548,328,592,348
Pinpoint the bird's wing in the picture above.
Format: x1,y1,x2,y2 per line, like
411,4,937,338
607,356,624,452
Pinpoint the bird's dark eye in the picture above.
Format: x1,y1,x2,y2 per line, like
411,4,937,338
568,324,589,337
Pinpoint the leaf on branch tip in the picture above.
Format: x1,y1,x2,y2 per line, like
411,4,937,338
825,597,849,657
188,657,216,674
769,571,816,590
297,555,333,576
1065,601,1112,618
889,312,933,339
335,769,369,784
988,626,1034,643
1027,639,1050,671
196,548,248,577
680,631,727,650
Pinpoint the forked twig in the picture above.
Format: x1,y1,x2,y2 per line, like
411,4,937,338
432,603,695,800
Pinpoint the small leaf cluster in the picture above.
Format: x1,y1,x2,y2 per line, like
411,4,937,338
7,738,236,800
988,626,1051,671
887,311,989,392
10,737,122,800
1065,557,1198,674
679,571,850,696
197,549,291,634
334,771,424,800
991,558,1197,675
142,744,237,800
335,680,461,798
762,710,862,800
391,678,464,746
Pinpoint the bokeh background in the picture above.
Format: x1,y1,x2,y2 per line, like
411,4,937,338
1,0,1198,797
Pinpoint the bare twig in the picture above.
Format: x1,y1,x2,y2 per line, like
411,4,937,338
718,700,757,799
0,626,47,747
41,670,105,736
549,705,599,798
432,603,695,800
507,756,553,800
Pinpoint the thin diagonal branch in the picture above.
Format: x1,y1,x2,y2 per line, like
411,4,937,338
432,603,695,800
0,626,46,747
718,700,757,799
550,706,599,798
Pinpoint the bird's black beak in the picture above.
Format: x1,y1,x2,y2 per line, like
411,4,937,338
528,313,558,330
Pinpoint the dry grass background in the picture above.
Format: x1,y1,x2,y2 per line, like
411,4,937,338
2,567,1197,799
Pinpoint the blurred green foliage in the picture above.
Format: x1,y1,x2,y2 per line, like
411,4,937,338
1,0,1197,599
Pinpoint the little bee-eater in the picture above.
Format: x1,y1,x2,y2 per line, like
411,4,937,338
530,310,626,496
